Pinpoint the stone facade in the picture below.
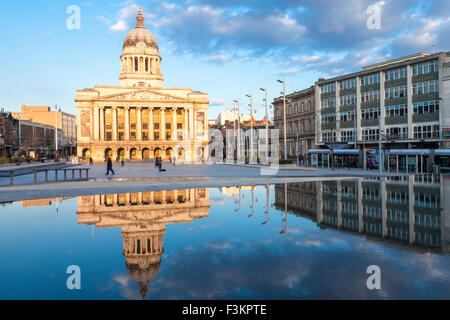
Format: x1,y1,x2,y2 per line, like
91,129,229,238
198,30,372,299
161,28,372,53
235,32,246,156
75,8,209,162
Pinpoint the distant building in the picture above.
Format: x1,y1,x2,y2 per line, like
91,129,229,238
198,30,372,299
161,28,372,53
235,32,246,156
17,120,56,158
216,109,251,127
273,86,316,161
0,109,18,157
12,105,76,156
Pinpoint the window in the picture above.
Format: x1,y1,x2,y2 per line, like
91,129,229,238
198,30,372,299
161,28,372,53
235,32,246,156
385,67,407,81
385,85,407,99
385,104,408,117
413,60,438,76
321,97,336,109
413,80,439,95
413,125,440,139
322,131,336,143
362,128,379,141
321,83,336,94
361,90,380,102
340,111,356,122
321,113,336,125
361,73,380,86
340,78,357,90
134,57,138,72
386,127,408,140
340,94,357,106
341,130,355,142
361,108,380,120
413,100,439,114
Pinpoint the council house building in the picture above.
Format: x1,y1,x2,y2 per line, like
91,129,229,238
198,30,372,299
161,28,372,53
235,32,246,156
75,8,209,162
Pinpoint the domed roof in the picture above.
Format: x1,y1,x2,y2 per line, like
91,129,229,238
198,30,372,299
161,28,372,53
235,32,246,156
123,7,158,49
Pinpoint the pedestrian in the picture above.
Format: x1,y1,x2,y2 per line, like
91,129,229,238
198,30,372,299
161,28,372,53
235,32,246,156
89,157,94,166
173,156,176,166
158,157,166,172
121,156,125,167
155,157,159,168
106,157,115,175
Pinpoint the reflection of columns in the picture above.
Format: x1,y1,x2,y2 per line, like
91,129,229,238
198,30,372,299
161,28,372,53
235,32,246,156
137,107,142,141
125,107,130,141
161,108,166,141
184,108,188,141
189,109,194,140
357,179,363,233
114,194,118,206
381,178,387,238
149,108,154,141
162,190,167,204
94,107,99,140
112,107,118,141
126,193,131,205
172,107,177,141
138,192,143,204
337,181,342,228
150,192,154,203
174,190,178,203
100,107,105,141
408,177,415,244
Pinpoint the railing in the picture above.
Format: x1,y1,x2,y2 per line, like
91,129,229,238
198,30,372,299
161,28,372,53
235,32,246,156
4,168,90,186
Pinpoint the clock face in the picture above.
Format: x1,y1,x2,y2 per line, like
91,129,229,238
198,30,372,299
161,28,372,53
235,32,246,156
138,43,145,51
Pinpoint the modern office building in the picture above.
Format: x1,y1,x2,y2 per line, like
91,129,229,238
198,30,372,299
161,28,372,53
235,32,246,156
273,86,315,162
0,109,18,157
75,8,209,162
312,52,450,172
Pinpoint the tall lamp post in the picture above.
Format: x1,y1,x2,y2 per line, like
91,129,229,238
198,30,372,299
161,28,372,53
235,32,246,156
54,105,59,161
233,99,241,163
246,94,254,164
260,88,269,163
277,79,287,160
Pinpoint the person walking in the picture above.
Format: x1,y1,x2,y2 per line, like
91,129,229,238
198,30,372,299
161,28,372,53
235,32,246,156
158,157,166,172
155,157,159,168
106,157,115,176
173,156,176,166
121,156,125,167
89,157,94,166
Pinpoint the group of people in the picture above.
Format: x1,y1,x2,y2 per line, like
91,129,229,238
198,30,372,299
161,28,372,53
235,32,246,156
104,156,176,175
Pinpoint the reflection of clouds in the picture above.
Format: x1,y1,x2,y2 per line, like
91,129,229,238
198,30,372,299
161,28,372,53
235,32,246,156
112,274,141,300
210,198,227,205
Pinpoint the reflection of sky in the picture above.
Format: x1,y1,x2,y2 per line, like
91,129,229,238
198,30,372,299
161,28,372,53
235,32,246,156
0,185,449,300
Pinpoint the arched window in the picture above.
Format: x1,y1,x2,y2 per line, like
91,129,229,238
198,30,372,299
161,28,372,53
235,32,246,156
135,57,138,72
145,58,149,72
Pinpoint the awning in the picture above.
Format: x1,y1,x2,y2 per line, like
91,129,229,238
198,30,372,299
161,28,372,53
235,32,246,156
309,149,359,155
435,149,450,156
386,149,430,155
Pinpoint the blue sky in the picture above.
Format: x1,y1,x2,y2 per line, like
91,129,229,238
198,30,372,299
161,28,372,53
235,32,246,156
0,0,448,119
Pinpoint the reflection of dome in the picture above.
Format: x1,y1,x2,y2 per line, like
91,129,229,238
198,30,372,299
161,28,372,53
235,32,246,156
126,261,161,299
123,7,158,49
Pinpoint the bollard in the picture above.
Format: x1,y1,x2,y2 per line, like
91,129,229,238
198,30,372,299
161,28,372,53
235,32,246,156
10,171,13,186
72,169,75,180
55,170,58,182
79,169,82,180
86,169,89,179
45,170,48,182
34,170,37,184
64,169,67,181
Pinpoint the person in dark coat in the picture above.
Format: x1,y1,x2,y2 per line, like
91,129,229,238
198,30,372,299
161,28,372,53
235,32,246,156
106,157,115,175
155,157,159,168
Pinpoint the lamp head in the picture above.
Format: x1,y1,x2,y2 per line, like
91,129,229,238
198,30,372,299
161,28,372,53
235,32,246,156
277,79,284,84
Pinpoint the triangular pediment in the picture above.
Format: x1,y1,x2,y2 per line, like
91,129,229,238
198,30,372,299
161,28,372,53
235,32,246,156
98,89,188,102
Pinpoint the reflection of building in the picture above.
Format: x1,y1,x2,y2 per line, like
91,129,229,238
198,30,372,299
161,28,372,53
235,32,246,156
275,176,450,253
12,105,76,156
76,8,209,162
77,188,210,299
0,109,18,157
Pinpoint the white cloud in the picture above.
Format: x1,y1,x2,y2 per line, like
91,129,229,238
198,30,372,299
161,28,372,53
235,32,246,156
110,20,129,32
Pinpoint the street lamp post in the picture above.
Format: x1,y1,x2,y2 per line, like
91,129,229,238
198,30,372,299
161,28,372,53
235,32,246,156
55,105,58,161
277,79,287,160
260,88,269,163
296,132,300,167
233,99,241,163
246,94,254,164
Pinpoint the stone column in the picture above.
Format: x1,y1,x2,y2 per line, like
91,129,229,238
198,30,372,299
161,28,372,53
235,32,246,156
189,109,194,140
161,107,166,141
125,107,130,141
149,108,154,141
94,107,99,140
137,107,142,141
112,107,118,141
172,107,177,141
100,107,105,141
184,108,189,141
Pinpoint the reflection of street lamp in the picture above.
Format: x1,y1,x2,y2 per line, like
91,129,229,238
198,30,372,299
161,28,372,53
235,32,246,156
260,88,269,162
246,94,255,163
281,183,288,235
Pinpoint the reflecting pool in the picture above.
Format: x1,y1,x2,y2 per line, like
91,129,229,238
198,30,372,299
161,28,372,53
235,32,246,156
0,175,449,299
